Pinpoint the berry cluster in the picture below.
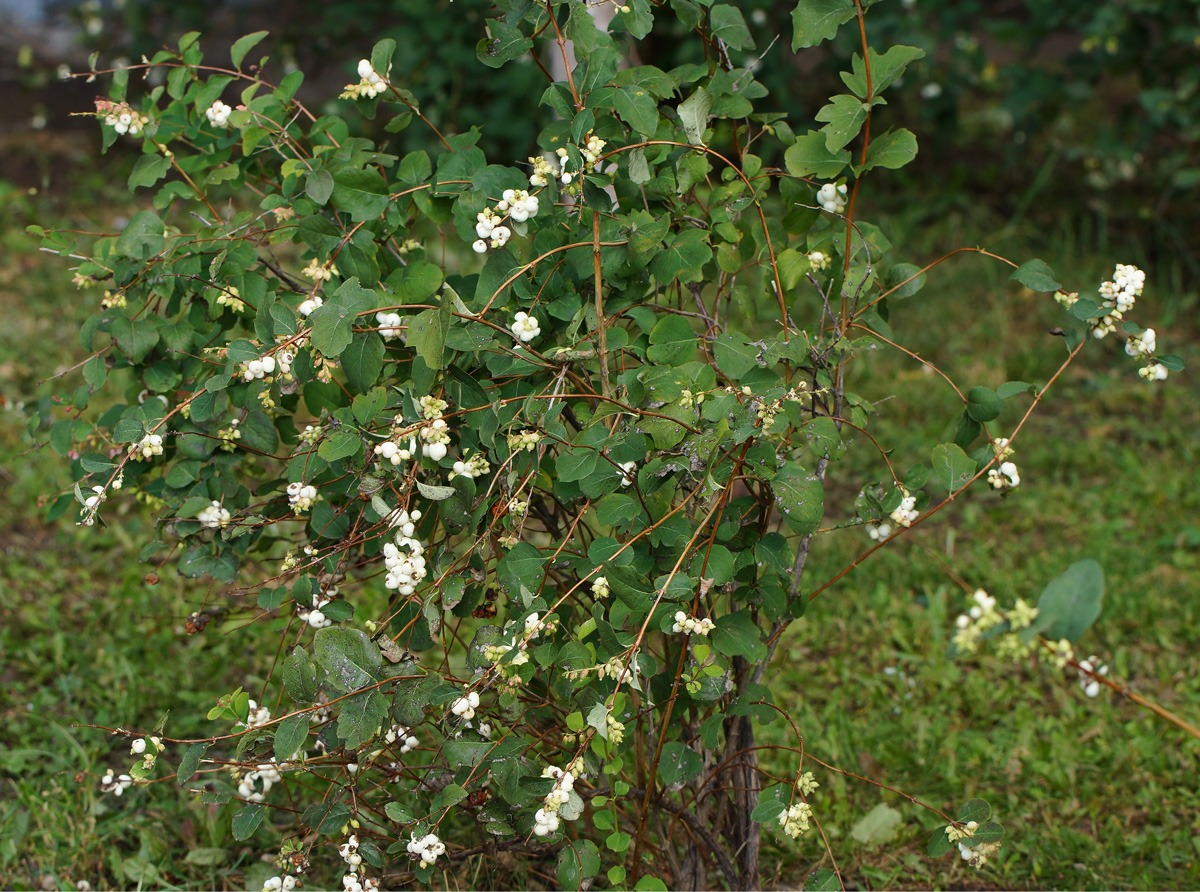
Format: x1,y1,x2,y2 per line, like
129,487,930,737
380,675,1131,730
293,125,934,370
383,525,427,595
1057,263,1170,381
450,691,481,721
449,450,490,480
261,876,297,892
890,486,919,527
779,801,813,839
671,611,716,636
374,437,415,466
214,286,246,313
471,189,541,254
242,354,278,382
816,182,847,213
197,500,231,529
287,481,319,514
100,769,134,796
341,60,390,100
130,432,164,461
383,723,419,754
533,764,577,836
376,310,403,340
205,100,233,128
298,585,338,630
507,429,541,452
510,311,542,344
986,461,1020,490
96,98,149,136
405,832,445,869
1076,655,1109,698
237,760,282,802
301,259,335,282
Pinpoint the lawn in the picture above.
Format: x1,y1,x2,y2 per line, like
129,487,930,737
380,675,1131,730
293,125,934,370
2,161,1198,890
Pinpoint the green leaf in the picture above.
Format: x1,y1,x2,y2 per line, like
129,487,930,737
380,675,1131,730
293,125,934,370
805,416,845,461
128,153,171,189
965,386,1004,422
409,302,451,371
711,609,767,660
677,87,712,146
959,798,991,823
556,443,599,483
953,411,981,450
231,31,269,70
1156,353,1185,372
1024,559,1104,644
771,460,824,534
791,0,856,50
498,542,547,595
805,869,841,891
931,443,976,493
431,783,468,813
416,480,456,500
385,801,415,823
79,452,114,474
850,803,903,846
308,303,356,360
784,130,851,178
341,332,384,394
177,742,209,786
115,210,165,260
183,848,227,867
997,381,1034,399
306,169,334,205
313,627,381,692
861,128,918,171
442,739,492,768
231,804,263,841
777,248,811,291
370,38,395,78
816,94,870,153
710,4,753,49
646,315,698,366
302,800,351,835
975,821,1005,843
885,262,926,298
352,387,386,425
109,317,160,364
633,876,668,891
841,46,926,97
337,690,388,749
273,713,309,762
477,19,534,68
238,411,279,454
319,430,361,463
750,796,786,823
658,742,703,786
331,167,390,222
598,83,660,137
713,331,759,379
927,824,953,856
557,839,601,890
1010,259,1062,292
648,229,712,285
398,151,431,186
628,147,652,184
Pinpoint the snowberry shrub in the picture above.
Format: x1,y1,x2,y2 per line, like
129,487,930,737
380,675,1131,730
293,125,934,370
36,2,1184,890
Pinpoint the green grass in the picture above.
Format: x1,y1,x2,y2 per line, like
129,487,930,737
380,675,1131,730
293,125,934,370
2,175,1198,890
